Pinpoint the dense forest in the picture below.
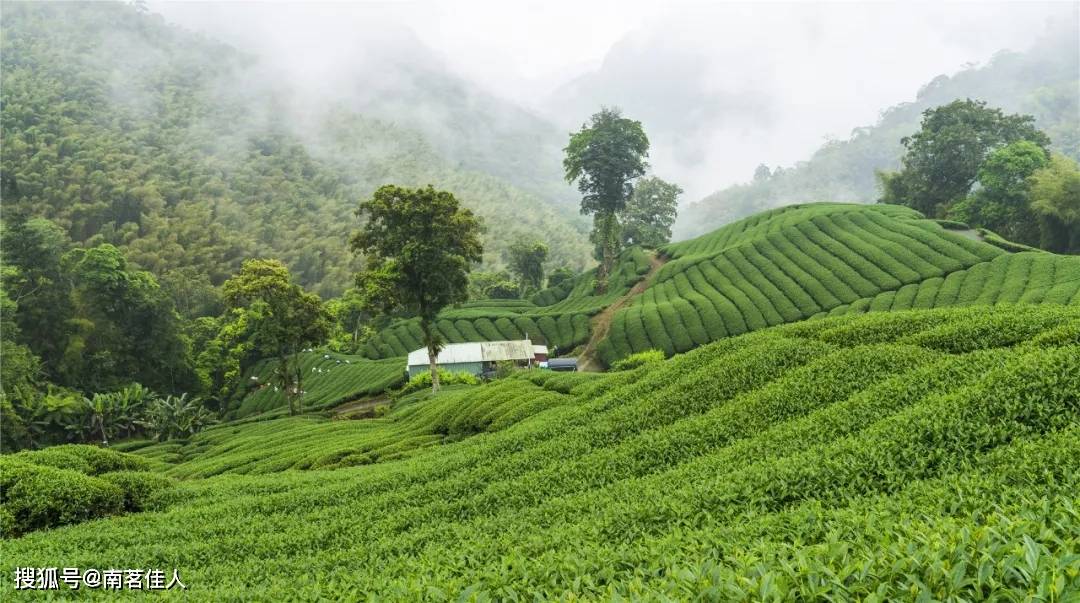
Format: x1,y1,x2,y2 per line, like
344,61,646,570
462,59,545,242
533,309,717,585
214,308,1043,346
675,22,1080,239
0,2,592,300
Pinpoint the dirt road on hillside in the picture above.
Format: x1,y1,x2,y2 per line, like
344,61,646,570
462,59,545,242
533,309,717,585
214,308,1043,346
577,253,667,372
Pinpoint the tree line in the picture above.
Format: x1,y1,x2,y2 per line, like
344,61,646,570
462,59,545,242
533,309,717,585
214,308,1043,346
879,99,1079,253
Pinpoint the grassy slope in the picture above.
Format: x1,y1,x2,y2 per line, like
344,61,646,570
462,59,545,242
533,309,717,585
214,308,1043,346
598,203,1080,364
3,305,1079,599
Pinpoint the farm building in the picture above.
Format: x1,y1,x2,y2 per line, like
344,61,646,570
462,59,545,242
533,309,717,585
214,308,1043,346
406,340,543,378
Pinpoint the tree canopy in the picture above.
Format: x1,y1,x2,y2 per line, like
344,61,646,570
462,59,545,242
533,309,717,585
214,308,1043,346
216,259,331,415
564,107,650,290
621,176,682,248
351,185,483,392
506,241,549,293
879,99,1050,216
1028,153,1080,253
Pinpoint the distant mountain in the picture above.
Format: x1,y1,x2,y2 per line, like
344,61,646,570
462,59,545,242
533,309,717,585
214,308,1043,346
0,2,592,298
150,1,579,208
674,21,1079,240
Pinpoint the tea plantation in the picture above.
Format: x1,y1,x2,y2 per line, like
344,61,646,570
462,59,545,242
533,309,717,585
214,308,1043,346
597,203,1080,364
3,305,1079,600
359,246,653,358
229,352,406,420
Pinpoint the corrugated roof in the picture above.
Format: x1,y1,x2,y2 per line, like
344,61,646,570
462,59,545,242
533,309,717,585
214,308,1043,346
407,340,535,366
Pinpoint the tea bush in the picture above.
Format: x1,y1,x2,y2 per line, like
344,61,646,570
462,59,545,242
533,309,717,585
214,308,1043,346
232,352,406,419
12,444,154,475
599,204,1079,364
97,471,174,511
0,457,123,537
610,349,665,371
399,369,480,395
3,301,1079,599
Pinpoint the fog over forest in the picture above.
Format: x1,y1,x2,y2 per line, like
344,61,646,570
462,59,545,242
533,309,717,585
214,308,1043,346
152,0,1075,202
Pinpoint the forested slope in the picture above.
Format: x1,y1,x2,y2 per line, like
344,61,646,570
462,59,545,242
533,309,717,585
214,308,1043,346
598,203,1080,364
0,2,591,298
3,305,1079,598
675,22,1080,239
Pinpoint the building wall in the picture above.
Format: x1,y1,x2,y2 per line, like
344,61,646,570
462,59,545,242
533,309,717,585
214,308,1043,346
407,361,485,379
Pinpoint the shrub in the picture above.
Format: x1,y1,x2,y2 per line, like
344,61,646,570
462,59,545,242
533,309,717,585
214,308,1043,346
0,457,124,537
97,471,175,511
12,444,153,475
400,370,481,395
610,349,666,371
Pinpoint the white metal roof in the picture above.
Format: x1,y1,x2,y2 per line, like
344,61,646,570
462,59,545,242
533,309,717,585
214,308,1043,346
533,345,548,355
407,339,535,367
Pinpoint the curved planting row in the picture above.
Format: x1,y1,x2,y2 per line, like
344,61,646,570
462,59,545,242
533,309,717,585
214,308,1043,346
136,376,592,479
661,202,923,261
598,204,1024,364
8,306,1080,599
361,247,653,359
231,352,407,419
821,251,1080,317
361,313,593,358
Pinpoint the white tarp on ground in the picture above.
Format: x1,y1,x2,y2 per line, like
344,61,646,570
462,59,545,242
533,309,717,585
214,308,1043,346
406,339,537,367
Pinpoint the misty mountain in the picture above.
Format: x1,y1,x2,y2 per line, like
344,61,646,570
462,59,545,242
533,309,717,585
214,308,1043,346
150,1,578,208
0,2,592,297
673,20,1079,240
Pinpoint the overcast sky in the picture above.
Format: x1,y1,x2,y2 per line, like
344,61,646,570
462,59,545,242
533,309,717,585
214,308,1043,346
149,0,1078,199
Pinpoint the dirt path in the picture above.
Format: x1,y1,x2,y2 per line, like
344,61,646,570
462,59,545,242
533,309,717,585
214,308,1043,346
331,395,389,420
577,253,667,372
951,229,984,242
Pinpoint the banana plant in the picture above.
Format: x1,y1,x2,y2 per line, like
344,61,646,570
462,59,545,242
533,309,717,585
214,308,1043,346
140,393,217,441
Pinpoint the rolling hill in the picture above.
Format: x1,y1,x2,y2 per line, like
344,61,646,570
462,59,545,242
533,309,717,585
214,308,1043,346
3,304,1079,598
219,202,1080,420
598,203,1080,364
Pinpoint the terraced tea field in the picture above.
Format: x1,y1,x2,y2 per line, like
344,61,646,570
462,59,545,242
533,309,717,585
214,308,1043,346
4,305,1079,599
598,203,1080,364
229,352,406,419
230,204,1080,418
359,246,654,358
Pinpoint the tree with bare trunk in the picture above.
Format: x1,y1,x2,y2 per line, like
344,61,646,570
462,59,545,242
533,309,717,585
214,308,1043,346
351,185,483,393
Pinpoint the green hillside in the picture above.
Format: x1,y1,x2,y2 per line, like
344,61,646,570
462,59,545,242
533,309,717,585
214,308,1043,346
231,203,1080,416
3,304,1079,598
229,352,405,420
359,246,654,358
0,2,591,298
598,203,1080,364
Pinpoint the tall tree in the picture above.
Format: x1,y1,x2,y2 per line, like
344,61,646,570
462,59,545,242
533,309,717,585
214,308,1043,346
0,218,73,372
948,140,1050,244
1028,153,1080,253
621,176,682,248
879,99,1050,217
564,107,650,291
506,240,548,293
351,185,483,393
221,259,330,415
60,244,197,395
